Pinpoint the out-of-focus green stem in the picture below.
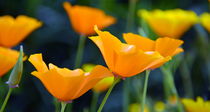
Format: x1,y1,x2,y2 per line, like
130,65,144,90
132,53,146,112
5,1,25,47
180,60,194,98
0,88,13,112
123,79,130,112
141,70,150,112
160,66,184,112
74,35,86,69
90,91,99,112
126,0,137,32
61,102,67,112
97,77,120,112
54,98,60,112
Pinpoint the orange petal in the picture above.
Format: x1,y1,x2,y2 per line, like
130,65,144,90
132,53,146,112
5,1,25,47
123,33,155,51
155,37,184,57
28,54,48,73
150,56,172,69
0,15,42,47
0,47,19,77
172,48,184,56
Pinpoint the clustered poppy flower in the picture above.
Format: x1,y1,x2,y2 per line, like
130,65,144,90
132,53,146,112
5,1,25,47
63,1,116,36
28,54,113,102
200,12,210,33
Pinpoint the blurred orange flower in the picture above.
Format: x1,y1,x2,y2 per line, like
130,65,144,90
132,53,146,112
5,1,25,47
0,15,42,47
0,47,19,77
28,54,113,102
123,33,184,69
89,26,165,78
200,12,210,33
139,9,198,38
63,2,116,36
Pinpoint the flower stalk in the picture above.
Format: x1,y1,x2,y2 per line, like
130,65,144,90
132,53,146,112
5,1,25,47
74,35,86,68
0,88,13,112
61,102,67,112
141,70,150,112
97,77,120,112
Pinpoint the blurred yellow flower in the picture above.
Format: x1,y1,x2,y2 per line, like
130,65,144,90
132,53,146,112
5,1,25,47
28,54,113,102
200,12,210,32
82,64,114,92
0,47,19,77
93,77,114,93
123,33,184,69
89,26,165,78
129,103,149,112
182,97,210,112
154,101,165,112
139,9,198,38
63,2,116,36
0,15,42,47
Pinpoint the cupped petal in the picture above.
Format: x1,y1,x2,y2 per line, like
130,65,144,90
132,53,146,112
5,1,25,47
0,47,19,77
0,15,42,47
28,54,48,73
123,33,155,51
155,37,184,57
113,50,165,77
72,65,113,99
150,56,172,69
63,2,116,35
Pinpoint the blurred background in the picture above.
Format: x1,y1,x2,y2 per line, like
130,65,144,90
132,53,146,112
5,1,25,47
0,0,209,112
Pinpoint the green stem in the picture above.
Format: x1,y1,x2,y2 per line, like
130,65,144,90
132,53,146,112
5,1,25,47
180,60,193,98
126,0,137,32
123,79,130,112
160,66,183,112
90,92,99,112
141,70,150,112
97,77,120,112
0,88,13,112
61,102,67,112
74,35,86,69
54,98,60,112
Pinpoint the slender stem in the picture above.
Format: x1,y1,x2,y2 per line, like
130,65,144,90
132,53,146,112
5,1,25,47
61,102,67,112
54,98,60,112
123,79,130,112
180,60,193,98
160,66,184,112
141,70,150,112
0,88,13,112
126,0,137,32
90,92,99,112
74,35,86,69
97,77,120,112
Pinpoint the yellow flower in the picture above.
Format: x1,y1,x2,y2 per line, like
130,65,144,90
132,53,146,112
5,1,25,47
63,1,116,36
0,47,20,77
200,12,210,32
139,9,198,38
89,26,165,78
154,101,165,112
82,64,114,92
129,103,149,112
182,97,210,112
0,15,42,47
28,54,113,102
123,33,184,69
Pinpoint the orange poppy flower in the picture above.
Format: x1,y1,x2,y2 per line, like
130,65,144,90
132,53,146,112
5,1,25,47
28,54,113,102
89,26,165,78
0,47,19,77
63,2,116,36
139,9,198,38
0,15,42,47
123,33,184,69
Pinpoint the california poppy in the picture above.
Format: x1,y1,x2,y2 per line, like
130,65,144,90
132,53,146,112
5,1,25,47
182,97,210,112
28,54,113,102
0,47,20,77
89,26,165,78
63,2,116,36
123,33,184,69
0,15,42,47
200,13,210,33
139,9,198,38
